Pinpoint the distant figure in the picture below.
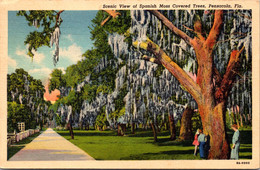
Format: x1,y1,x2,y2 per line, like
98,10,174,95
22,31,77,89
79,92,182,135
230,124,240,160
192,129,200,156
198,129,206,158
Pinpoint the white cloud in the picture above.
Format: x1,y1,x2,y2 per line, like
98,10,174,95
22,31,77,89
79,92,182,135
57,67,65,74
16,48,27,58
28,67,52,82
8,56,17,68
33,50,46,64
15,47,45,64
65,34,73,42
29,67,52,74
59,43,83,63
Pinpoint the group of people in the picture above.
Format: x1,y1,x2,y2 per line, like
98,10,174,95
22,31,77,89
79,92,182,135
192,124,240,159
192,129,209,158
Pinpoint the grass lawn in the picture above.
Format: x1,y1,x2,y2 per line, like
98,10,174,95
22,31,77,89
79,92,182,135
8,129,45,160
56,128,252,160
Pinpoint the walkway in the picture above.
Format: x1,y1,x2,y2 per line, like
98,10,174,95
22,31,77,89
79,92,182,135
9,128,95,161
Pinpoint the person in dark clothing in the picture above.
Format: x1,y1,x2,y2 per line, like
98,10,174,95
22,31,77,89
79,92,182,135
204,133,210,158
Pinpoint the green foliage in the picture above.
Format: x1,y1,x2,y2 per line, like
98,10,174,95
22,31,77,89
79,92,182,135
64,64,88,88
156,113,165,128
82,84,98,102
49,69,66,91
110,107,126,123
175,119,181,133
7,68,48,132
55,113,63,126
8,69,29,101
7,102,28,132
7,68,45,103
95,112,108,128
96,85,111,94
17,10,57,58
225,112,232,129
29,120,37,130
110,83,128,121
191,112,202,132
90,10,131,51
48,100,60,113
155,65,164,77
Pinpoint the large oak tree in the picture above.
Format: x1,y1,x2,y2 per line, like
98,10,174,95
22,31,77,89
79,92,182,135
130,10,247,159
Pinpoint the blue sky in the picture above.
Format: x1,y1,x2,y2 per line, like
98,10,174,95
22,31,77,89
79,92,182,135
8,10,98,85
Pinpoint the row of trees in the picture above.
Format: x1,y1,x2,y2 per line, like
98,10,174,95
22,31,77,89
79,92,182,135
45,11,130,138
46,10,196,141
17,9,252,159
7,68,50,132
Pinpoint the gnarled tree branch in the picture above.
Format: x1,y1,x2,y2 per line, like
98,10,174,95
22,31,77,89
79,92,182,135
104,10,121,18
133,38,202,104
55,10,64,27
148,10,192,46
213,66,222,89
215,46,245,103
101,10,121,26
101,16,111,26
205,10,223,52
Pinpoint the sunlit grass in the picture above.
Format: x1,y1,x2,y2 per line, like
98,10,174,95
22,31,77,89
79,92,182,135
56,129,252,160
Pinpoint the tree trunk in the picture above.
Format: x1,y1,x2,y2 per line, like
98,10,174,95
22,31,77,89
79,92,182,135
84,124,89,130
192,20,231,159
243,114,247,125
168,114,176,140
122,124,126,134
131,122,135,134
156,124,161,132
240,114,243,128
117,124,121,136
118,124,126,136
200,103,230,159
164,122,168,131
234,106,240,128
67,121,74,139
179,107,194,140
248,114,252,125
80,121,83,130
144,123,148,130
151,123,157,142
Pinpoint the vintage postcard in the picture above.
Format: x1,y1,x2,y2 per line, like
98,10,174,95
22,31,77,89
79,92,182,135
0,0,259,169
